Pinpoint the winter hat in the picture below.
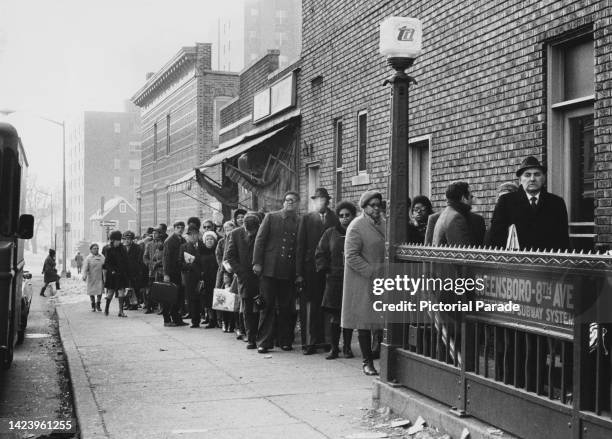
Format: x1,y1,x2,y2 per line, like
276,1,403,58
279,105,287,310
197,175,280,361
203,231,218,243
109,230,122,241
359,190,382,208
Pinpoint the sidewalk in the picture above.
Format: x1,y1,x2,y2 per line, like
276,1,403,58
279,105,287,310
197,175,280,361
55,283,378,439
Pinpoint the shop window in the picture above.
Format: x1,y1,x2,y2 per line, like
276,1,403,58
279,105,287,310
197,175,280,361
547,32,595,251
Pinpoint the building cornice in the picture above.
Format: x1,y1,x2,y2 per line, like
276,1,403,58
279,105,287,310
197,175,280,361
131,47,198,107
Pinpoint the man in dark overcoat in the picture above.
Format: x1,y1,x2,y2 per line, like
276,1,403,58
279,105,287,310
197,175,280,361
487,156,569,251
296,188,339,355
123,230,143,310
162,221,187,326
432,182,485,246
252,191,300,353
226,212,261,349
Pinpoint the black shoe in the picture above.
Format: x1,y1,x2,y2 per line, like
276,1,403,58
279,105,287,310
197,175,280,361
247,343,257,349
174,321,188,327
257,347,269,354
362,360,379,376
281,345,293,351
303,345,317,355
190,324,200,328
96,303,102,312
343,347,354,359
326,348,340,360
164,322,177,327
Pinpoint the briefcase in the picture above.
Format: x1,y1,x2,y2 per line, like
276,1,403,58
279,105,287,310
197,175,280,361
150,281,178,304
212,288,240,312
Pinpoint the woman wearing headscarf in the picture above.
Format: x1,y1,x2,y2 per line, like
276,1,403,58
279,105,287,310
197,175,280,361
341,190,386,375
82,243,105,312
407,195,433,244
201,230,220,328
315,200,357,360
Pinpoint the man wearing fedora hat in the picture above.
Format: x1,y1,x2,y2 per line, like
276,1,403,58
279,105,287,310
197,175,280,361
487,156,569,251
296,188,339,355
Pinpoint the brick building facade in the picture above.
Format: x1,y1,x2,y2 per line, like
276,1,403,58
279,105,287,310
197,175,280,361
131,43,239,231
299,0,612,250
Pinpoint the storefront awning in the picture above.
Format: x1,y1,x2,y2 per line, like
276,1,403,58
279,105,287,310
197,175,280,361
167,167,207,193
202,125,289,168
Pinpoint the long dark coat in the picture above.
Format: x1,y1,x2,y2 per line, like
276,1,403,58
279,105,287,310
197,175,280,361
200,244,219,306
425,210,485,246
253,210,299,280
180,240,204,298
487,187,570,251
42,256,58,284
225,227,259,299
103,245,129,290
124,243,143,289
432,204,485,247
296,208,339,300
315,224,346,310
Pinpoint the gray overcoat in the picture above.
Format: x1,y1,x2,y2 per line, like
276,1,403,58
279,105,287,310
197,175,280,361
340,214,385,330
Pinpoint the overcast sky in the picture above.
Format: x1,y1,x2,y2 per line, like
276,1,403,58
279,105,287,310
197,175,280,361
0,0,242,187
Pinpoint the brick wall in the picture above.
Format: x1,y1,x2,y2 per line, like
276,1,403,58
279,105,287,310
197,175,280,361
300,0,612,245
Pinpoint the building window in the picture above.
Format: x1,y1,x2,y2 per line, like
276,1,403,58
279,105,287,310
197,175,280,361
166,114,171,155
408,137,431,198
153,123,158,161
166,192,171,225
114,122,121,133
114,158,121,170
128,220,136,231
547,32,595,251
334,119,343,200
119,202,126,214
129,160,140,170
357,111,368,172
114,177,120,187
275,9,288,25
307,165,320,211
129,141,141,153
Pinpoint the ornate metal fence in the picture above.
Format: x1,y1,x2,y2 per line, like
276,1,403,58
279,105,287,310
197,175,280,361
381,244,612,439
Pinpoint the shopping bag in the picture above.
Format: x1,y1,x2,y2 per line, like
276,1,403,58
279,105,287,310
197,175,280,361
212,288,240,312
150,281,178,304
127,288,139,306
505,224,520,250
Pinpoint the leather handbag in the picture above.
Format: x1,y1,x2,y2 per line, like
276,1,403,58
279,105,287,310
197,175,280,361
150,281,179,304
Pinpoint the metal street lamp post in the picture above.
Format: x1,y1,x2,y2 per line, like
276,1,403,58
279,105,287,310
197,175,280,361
379,17,423,381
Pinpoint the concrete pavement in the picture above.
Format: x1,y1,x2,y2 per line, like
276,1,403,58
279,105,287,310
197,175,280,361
54,279,379,439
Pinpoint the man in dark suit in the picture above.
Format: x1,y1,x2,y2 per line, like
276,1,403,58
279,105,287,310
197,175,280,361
432,181,485,246
162,221,187,327
123,230,143,310
487,156,569,251
226,212,261,349
253,191,300,353
296,188,339,355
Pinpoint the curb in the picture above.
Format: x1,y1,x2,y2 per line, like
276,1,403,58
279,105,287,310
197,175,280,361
373,380,519,439
56,305,108,438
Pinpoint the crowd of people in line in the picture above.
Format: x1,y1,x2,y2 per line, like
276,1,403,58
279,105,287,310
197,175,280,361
39,155,570,376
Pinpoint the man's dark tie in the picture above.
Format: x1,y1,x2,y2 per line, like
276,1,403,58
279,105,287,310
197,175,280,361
530,196,537,210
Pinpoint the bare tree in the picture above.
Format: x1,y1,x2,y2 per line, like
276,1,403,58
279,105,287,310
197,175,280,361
25,175,52,254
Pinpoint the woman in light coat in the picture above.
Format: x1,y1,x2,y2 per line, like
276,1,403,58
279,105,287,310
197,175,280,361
82,243,105,312
341,190,386,376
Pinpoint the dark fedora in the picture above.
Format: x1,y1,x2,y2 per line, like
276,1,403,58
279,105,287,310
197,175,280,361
516,156,547,177
311,187,331,199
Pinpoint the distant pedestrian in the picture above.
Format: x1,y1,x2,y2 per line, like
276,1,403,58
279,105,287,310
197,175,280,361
432,182,485,246
82,243,105,312
74,251,84,274
487,156,569,251
407,195,433,244
103,230,130,317
40,249,58,297
315,200,356,359
342,190,386,375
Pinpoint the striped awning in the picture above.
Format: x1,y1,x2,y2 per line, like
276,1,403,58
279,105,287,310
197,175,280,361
167,167,205,193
